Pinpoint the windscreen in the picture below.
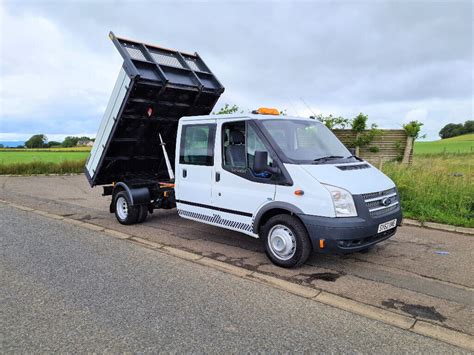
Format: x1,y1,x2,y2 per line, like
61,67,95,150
260,119,351,163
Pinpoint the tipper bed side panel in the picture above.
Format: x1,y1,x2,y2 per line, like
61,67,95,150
86,32,224,186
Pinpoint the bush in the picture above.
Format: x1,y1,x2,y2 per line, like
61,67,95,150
403,120,424,139
348,113,381,149
351,113,368,132
62,136,80,147
47,141,62,148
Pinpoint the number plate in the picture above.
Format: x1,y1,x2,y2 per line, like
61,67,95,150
377,219,397,233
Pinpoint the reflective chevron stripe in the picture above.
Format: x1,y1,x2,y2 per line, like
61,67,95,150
178,209,253,233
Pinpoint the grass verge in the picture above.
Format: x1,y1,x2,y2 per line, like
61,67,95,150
0,159,86,175
383,153,473,228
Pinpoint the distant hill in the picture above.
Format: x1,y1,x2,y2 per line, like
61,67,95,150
0,141,25,148
414,133,474,154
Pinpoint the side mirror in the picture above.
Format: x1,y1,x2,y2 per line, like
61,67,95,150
253,151,267,174
349,147,356,156
254,151,280,175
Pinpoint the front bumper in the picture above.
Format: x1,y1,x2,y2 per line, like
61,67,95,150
298,199,403,254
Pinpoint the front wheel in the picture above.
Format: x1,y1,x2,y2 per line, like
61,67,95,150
114,191,139,225
261,214,312,268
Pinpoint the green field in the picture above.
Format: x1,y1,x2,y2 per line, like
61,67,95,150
0,150,90,164
0,147,90,175
414,133,474,155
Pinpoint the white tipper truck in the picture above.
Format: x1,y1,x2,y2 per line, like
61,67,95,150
86,33,402,268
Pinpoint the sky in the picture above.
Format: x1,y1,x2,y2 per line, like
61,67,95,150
0,0,472,142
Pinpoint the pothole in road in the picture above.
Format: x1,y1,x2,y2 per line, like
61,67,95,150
381,298,447,322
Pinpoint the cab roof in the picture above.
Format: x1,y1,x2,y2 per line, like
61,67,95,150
179,113,318,123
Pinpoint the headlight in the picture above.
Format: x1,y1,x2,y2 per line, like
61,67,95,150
323,184,357,217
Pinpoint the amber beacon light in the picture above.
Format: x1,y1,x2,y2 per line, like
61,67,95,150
253,107,280,115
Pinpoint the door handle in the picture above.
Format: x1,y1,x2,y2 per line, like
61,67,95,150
182,169,187,178
215,172,220,182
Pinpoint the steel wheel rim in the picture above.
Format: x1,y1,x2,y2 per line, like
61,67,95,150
116,196,128,220
268,224,296,261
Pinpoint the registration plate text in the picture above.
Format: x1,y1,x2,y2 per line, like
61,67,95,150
378,219,397,233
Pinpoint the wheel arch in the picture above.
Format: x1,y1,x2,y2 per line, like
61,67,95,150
110,182,150,213
253,202,304,234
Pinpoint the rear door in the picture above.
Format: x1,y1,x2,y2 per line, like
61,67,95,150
175,120,216,219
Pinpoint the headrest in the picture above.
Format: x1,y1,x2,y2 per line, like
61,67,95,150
191,128,208,142
229,130,245,144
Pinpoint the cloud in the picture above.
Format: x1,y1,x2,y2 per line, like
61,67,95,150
0,3,121,134
406,108,428,123
0,0,472,141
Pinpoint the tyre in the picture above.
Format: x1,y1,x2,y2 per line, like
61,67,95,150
261,214,312,268
137,204,148,223
113,191,139,225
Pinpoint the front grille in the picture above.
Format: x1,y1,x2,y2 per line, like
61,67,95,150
362,188,399,217
370,204,399,217
363,188,396,200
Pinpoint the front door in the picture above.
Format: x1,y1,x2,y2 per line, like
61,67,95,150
212,120,276,236
175,121,216,220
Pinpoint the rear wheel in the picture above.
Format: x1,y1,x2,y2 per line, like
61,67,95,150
137,204,148,223
114,191,139,225
261,214,312,268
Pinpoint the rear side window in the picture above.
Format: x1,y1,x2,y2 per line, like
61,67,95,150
179,124,216,166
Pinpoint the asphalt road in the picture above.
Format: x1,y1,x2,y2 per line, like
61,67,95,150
0,175,473,338
0,204,466,352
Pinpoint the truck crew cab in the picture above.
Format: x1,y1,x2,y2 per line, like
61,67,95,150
86,33,402,268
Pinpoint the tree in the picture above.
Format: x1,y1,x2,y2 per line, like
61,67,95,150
46,141,62,148
62,136,80,147
402,121,425,165
349,113,380,155
25,134,47,148
438,120,474,139
312,114,350,129
439,123,464,139
463,120,474,134
0,144,4,148
214,104,240,115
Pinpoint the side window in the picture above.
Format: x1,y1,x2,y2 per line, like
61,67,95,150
222,121,246,168
222,121,274,178
179,124,216,166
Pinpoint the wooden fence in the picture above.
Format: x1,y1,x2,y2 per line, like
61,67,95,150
333,129,412,167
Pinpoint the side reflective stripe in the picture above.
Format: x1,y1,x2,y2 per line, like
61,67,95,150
177,209,253,233
175,199,253,217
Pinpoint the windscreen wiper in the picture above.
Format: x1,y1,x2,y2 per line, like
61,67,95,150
313,155,344,163
346,155,363,161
